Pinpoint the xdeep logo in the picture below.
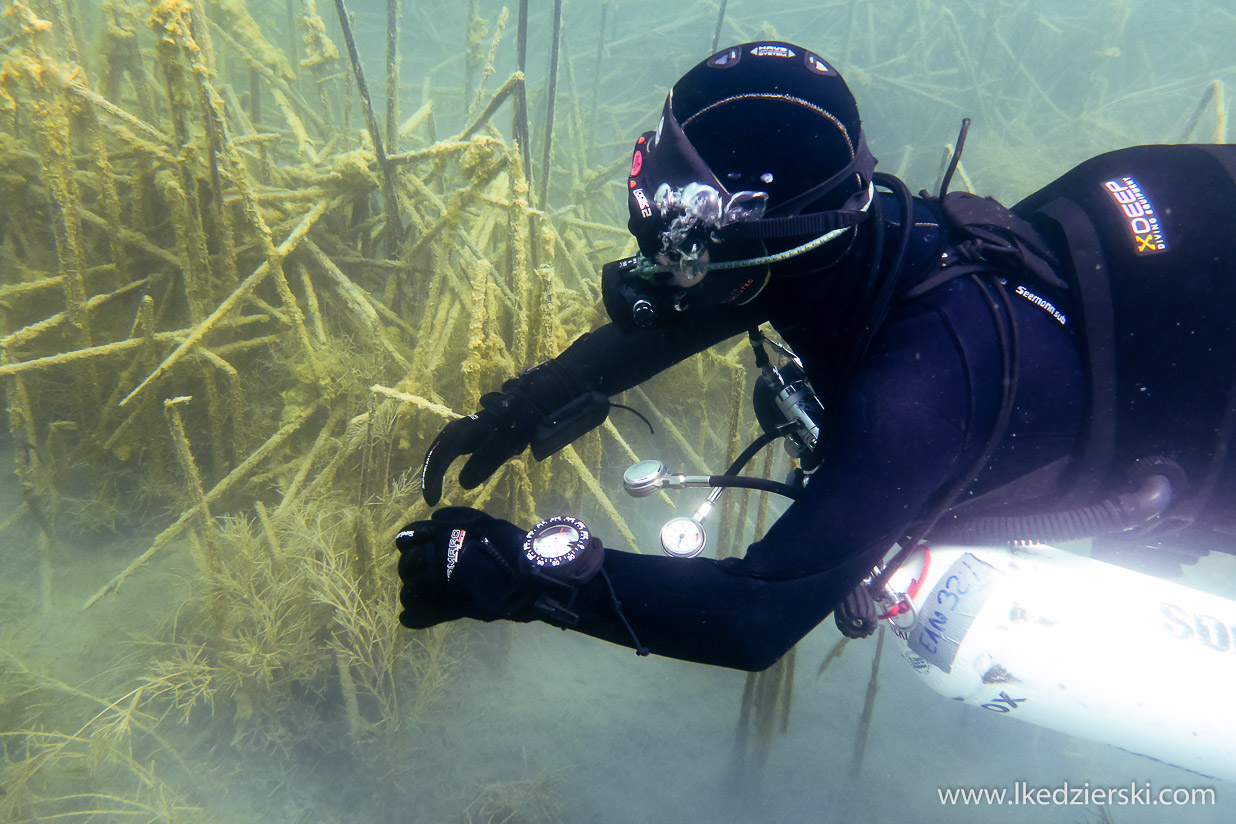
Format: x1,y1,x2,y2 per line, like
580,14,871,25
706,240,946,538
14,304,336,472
445,529,466,580
1103,177,1168,255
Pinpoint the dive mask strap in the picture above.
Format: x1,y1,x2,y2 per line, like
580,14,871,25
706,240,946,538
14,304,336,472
719,131,875,241
763,130,876,218
718,196,869,241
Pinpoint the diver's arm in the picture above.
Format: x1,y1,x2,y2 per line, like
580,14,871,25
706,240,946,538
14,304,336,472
410,279,1085,667
409,330,973,669
547,291,769,394
550,323,974,670
549,273,1092,669
547,406,967,671
421,299,764,504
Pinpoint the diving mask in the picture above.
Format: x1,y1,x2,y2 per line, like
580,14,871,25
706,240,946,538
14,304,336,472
626,87,875,297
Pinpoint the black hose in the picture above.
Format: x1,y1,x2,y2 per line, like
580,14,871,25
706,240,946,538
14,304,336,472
933,474,1173,546
847,173,916,371
725,423,786,477
706,474,801,500
873,272,1020,592
747,328,771,371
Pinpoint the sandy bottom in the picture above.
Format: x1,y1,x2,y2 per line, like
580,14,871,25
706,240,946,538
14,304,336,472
2,448,1233,823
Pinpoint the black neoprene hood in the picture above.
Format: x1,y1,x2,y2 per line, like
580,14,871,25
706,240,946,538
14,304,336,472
626,41,870,262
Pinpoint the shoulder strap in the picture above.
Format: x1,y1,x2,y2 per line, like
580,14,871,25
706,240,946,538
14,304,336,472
901,191,1066,300
1032,196,1116,501
945,195,1116,514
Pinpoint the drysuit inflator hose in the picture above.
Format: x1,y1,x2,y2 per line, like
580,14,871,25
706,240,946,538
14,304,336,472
930,473,1173,547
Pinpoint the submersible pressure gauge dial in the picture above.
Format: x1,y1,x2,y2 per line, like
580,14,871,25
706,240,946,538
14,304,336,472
660,516,707,558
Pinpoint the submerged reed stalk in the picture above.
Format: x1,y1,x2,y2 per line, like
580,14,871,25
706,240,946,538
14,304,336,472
537,0,564,210
848,625,886,779
710,0,729,52
815,636,850,677
1180,80,1227,142
514,0,533,184
386,0,401,149
458,72,523,141
333,0,404,254
732,647,796,793
468,7,509,119
84,406,318,608
588,0,609,163
119,196,339,408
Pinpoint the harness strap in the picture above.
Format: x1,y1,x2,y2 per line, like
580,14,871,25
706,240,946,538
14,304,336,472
943,456,1071,516
901,191,1066,301
1033,197,1117,501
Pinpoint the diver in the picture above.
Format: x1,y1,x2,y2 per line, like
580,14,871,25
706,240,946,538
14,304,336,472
395,41,1236,671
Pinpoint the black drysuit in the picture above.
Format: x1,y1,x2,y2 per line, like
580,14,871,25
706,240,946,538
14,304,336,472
540,193,1087,670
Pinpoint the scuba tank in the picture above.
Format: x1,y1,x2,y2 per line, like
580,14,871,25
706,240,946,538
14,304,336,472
882,542,1236,783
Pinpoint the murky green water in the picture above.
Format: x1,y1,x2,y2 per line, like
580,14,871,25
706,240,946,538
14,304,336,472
2,1,1234,821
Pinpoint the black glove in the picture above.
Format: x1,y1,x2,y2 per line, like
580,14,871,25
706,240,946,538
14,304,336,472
395,507,533,628
420,389,540,506
834,582,878,639
420,364,610,505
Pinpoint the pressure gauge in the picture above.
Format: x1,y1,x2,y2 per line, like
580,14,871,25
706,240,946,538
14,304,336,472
524,515,592,568
623,459,667,497
660,516,707,558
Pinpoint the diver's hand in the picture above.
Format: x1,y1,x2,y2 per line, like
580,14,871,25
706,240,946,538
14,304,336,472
421,389,540,505
834,582,878,639
395,507,531,628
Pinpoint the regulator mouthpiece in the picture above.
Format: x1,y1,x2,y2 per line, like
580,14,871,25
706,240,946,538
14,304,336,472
653,184,768,287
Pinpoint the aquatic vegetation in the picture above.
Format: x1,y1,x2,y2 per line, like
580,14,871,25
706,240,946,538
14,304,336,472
0,659,202,823
462,770,565,824
133,488,455,756
0,0,721,815
731,646,795,791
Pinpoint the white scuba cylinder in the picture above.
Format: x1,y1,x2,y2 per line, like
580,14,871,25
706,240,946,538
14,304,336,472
883,543,1236,782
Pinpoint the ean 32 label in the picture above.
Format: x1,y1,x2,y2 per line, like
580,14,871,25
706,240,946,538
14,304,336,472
908,552,998,673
